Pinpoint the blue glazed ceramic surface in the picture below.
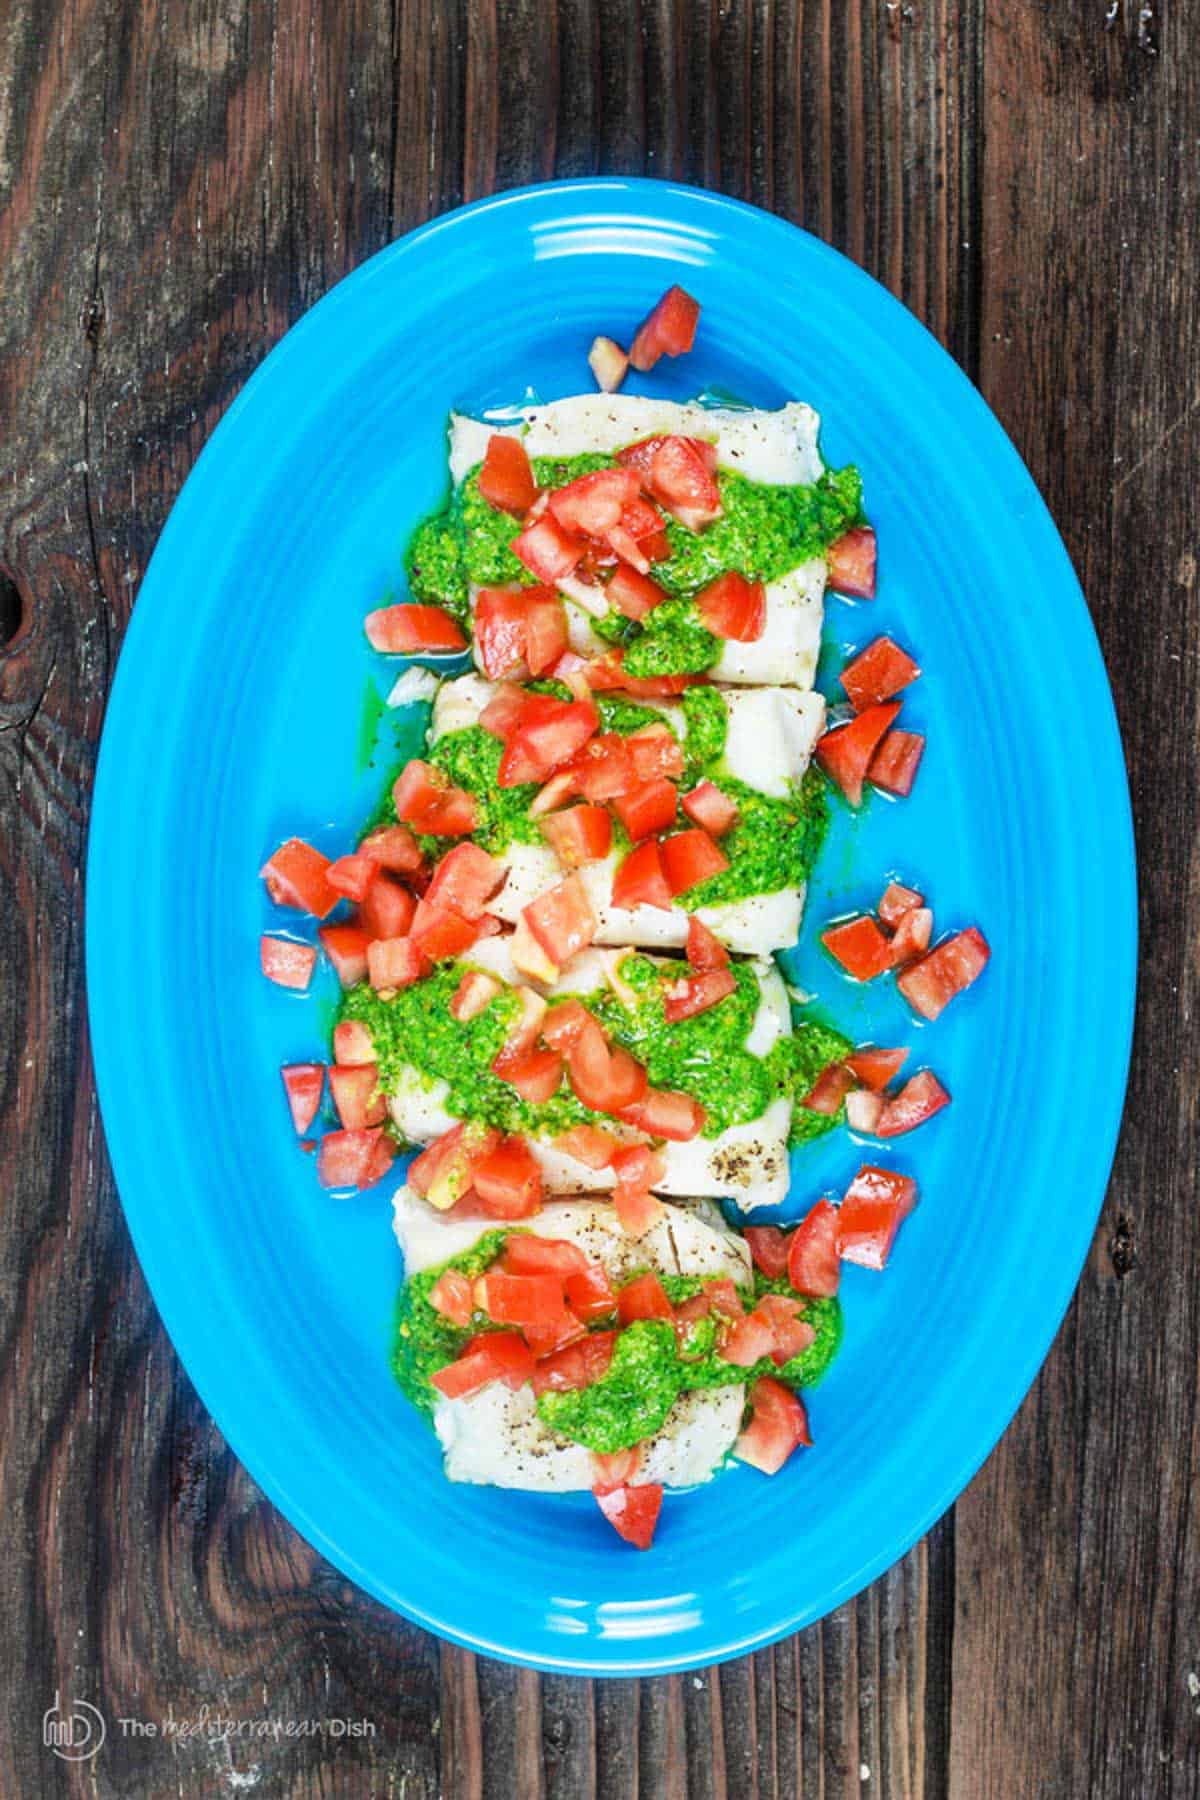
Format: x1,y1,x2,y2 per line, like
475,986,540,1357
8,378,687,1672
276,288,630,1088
87,180,1136,1674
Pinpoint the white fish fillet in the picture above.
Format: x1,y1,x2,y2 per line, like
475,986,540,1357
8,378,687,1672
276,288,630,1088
393,1188,749,1490
431,674,825,955
382,940,795,1208
449,397,829,690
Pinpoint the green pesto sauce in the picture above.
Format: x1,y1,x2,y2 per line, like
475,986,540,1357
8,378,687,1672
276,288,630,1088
427,726,544,854
391,1228,512,1416
679,685,728,778
677,765,830,911
412,449,865,680
771,1017,856,1148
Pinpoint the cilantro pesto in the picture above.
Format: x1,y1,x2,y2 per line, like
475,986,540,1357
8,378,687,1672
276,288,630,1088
392,1232,843,1454
404,447,864,679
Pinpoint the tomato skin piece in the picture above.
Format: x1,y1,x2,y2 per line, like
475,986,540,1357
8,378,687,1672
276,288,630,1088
877,882,924,928
261,838,339,918
827,525,877,598
478,433,537,515
836,1165,918,1268
844,1045,909,1091
281,1063,324,1134
889,906,933,966
897,926,991,1020
364,602,466,654
840,635,920,710
472,1135,544,1219
317,1127,394,1191
319,923,372,988
260,935,317,990
875,1070,951,1138
552,1124,621,1169
607,563,668,621
431,1332,535,1400
511,515,587,584
662,967,736,1024
425,842,504,919
618,1088,706,1141
744,1225,791,1281
629,283,701,370
612,839,673,912
681,780,738,835
617,1272,674,1324
734,1378,812,1474
328,1061,386,1130
787,1198,841,1297
539,803,612,869
522,873,598,967
592,1482,663,1550
564,1263,618,1322
611,777,679,843
428,1270,475,1328
325,851,380,904
798,1061,856,1115
366,935,427,991
821,914,895,981
695,570,766,642
660,829,730,897
870,729,926,797
815,701,902,808
493,1045,563,1104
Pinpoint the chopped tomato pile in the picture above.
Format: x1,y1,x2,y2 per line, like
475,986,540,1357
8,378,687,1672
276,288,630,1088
815,633,924,805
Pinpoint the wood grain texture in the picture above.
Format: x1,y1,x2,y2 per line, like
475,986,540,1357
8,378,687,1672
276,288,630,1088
0,1,1193,1796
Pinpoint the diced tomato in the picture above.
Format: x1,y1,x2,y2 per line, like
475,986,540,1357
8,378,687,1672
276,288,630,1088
324,851,379,905
319,924,372,988
472,1134,544,1219
696,571,765,642
316,1126,394,1191
425,843,503,919
611,1142,665,1190
840,636,920,710
358,873,415,941
261,838,338,918
503,1235,588,1277
612,778,678,843
474,588,531,680
475,1270,565,1329
798,1061,856,1115
409,899,479,960
478,433,537,515
327,1061,385,1131
720,1307,777,1368
450,970,502,1022
564,1263,618,1322
754,1293,816,1366
662,967,736,1024
897,926,991,1020
683,917,726,973
260,935,317,990
531,1330,616,1395
815,701,902,808
524,589,571,676
592,1482,663,1550
582,648,699,698
627,726,685,783
821,914,895,981
827,525,877,599
645,436,722,530
612,1183,666,1238
870,729,926,798
619,1088,706,1142
680,780,739,837
511,515,586,584
431,1332,535,1400
522,874,597,968
539,803,612,869
744,1225,791,1281
540,1000,594,1052
529,769,583,818
844,1045,909,1090
846,1088,885,1134
360,823,423,877
548,468,641,539
522,1308,589,1360
409,1121,500,1211
612,839,673,912
876,1070,951,1138
660,829,729,897
392,761,478,836
494,1046,563,1104
734,1378,812,1474
333,1019,374,1065
837,1165,918,1269
588,334,629,393
889,906,933,965
553,1124,621,1169
628,283,701,371
281,1063,324,1134
567,1022,648,1115
567,732,633,803
617,1272,674,1324
499,698,599,787
641,530,672,562
425,1270,474,1329
786,1198,841,1297
591,1445,644,1489
607,563,668,620
364,602,466,654
478,681,529,739
509,914,561,982
366,935,427,991
878,882,924,928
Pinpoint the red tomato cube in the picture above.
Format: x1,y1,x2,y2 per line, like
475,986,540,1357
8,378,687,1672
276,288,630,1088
821,914,894,981
840,635,920,710
592,1482,663,1549
424,842,503,919
660,829,729,897
478,434,537,515
539,804,612,869
787,1198,841,1297
629,283,701,370
734,1377,812,1474
837,1165,918,1268
281,1063,324,1135
261,838,338,918
611,839,673,912
319,924,372,988
364,602,466,654
827,525,877,598
814,702,902,808
324,851,380,904
662,969,736,1023
696,571,766,642
877,882,924,928
870,729,926,797
316,1127,394,1190
366,936,426,991
328,1061,386,1130
875,1070,951,1138
681,780,738,835
897,926,991,1020
522,875,598,967
611,778,678,843
260,935,317,991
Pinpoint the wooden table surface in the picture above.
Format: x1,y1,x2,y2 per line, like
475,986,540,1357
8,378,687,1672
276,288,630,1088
2,2,1197,1795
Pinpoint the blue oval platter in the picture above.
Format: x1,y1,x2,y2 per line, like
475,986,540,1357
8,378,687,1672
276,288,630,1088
86,179,1136,1674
